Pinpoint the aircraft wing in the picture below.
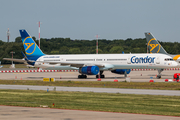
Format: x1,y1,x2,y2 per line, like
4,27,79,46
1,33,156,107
61,63,105,68
3,58,35,63
60,62,84,67
38,61,105,68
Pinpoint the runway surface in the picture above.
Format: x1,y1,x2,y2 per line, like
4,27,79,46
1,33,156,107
0,106,179,120
0,84,180,96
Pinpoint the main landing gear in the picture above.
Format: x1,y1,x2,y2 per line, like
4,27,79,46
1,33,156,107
96,71,105,78
78,71,105,79
78,74,87,79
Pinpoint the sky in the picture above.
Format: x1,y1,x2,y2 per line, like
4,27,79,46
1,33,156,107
1,0,180,42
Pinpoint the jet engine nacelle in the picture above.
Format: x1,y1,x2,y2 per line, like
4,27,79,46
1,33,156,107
111,69,131,74
79,66,99,75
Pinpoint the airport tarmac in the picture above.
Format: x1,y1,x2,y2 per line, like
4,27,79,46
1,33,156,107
0,68,178,82
0,105,179,120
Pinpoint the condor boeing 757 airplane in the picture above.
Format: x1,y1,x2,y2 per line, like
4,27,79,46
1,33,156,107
3,30,178,78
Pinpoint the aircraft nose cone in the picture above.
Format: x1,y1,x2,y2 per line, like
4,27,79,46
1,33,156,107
173,61,178,67
169,61,178,67
177,63,180,67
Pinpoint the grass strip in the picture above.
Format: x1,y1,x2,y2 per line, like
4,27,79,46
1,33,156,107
0,80,180,90
0,89,180,116
2,64,28,68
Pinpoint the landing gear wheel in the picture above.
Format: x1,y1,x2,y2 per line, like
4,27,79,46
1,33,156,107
96,75,99,78
156,75,161,79
96,74,105,78
95,71,105,78
78,75,87,79
100,75,105,78
78,75,82,79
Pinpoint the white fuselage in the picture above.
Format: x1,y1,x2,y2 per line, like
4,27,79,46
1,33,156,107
34,53,178,70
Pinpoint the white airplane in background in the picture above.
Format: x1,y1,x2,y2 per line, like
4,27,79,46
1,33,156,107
145,32,180,61
145,32,180,78
3,30,178,79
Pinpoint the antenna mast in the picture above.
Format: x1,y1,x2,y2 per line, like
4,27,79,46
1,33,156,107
96,34,99,54
38,21,42,48
7,28,10,42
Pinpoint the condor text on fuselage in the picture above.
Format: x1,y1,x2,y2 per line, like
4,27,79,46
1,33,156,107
131,56,155,64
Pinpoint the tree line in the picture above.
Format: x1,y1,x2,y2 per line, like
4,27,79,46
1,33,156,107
0,36,180,64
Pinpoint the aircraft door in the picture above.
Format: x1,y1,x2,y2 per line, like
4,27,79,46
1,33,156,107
127,56,131,64
38,59,42,65
156,57,160,64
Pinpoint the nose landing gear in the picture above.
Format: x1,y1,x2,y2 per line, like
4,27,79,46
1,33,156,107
156,69,163,79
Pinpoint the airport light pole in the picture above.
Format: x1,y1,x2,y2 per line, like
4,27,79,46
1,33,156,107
7,28,10,42
10,51,15,65
37,21,42,48
96,34,101,79
96,34,99,54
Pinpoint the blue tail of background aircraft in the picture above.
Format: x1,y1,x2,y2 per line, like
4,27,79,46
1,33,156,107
19,29,45,60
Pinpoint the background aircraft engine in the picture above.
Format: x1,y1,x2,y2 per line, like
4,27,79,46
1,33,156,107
111,69,131,74
79,66,99,75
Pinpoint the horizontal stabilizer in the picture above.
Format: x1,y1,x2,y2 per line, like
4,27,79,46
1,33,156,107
3,58,35,63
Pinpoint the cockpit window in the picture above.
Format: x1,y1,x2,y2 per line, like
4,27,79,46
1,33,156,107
164,58,174,61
